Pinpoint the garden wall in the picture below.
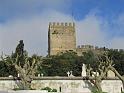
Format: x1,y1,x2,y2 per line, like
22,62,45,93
0,77,123,93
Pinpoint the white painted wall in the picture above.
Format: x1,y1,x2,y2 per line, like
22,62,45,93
0,77,123,93
0,90,47,93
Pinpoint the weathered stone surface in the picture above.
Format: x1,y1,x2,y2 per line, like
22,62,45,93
48,23,108,56
0,90,8,93
107,70,116,78
48,22,76,55
0,77,123,93
0,90,47,93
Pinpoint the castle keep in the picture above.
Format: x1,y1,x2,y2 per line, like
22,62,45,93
48,22,123,56
48,22,76,55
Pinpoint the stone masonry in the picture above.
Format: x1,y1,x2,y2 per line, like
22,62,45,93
0,77,123,93
48,22,124,56
48,22,76,56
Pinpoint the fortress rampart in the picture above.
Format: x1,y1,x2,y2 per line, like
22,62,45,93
49,22,75,27
48,22,124,56
76,45,124,56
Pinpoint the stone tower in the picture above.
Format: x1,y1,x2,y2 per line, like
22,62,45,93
48,22,76,55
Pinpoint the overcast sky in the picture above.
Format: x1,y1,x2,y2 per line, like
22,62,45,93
0,0,124,56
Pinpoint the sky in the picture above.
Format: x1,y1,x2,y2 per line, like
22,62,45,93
0,0,124,56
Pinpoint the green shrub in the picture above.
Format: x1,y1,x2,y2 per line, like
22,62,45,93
51,89,57,92
91,87,99,93
41,87,52,92
91,87,107,93
13,88,21,91
41,87,57,92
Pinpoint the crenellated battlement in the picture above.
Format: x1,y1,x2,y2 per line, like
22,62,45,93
77,45,94,49
76,45,109,51
76,45,124,56
49,22,75,27
48,22,124,56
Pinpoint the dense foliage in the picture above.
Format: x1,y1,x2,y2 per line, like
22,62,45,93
39,49,124,76
108,49,124,75
40,51,83,76
0,41,124,77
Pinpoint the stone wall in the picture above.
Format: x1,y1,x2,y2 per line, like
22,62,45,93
48,22,76,55
0,77,123,93
76,45,108,56
0,90,48,93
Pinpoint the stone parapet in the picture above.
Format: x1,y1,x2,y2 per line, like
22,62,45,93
0,77,120,80
49,22,75,27
0,78,123,93
0,77,123,93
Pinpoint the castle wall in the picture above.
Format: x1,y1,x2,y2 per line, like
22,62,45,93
48,22,76,55
0,77,123,93
76,45,108,56
48,23,124,56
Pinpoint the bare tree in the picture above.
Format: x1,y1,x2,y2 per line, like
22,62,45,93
108,63,124,90
1,52,42,89
1,40,42,89
86,54,114,92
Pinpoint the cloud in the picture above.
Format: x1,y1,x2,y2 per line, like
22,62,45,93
76,13,107,47
0,10,72,56
0,10,108,56
110,37,124,49
76,11,124,49
115,14,124,36
0,8,124,56
108,14,124,49
0,0,71,21
0,0,70,10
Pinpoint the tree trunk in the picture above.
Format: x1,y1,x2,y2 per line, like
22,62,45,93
109,66,124,90
14,65,32,89
95,82,102,92
94,78,102,92
90,77,102,92
20,76,32,90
